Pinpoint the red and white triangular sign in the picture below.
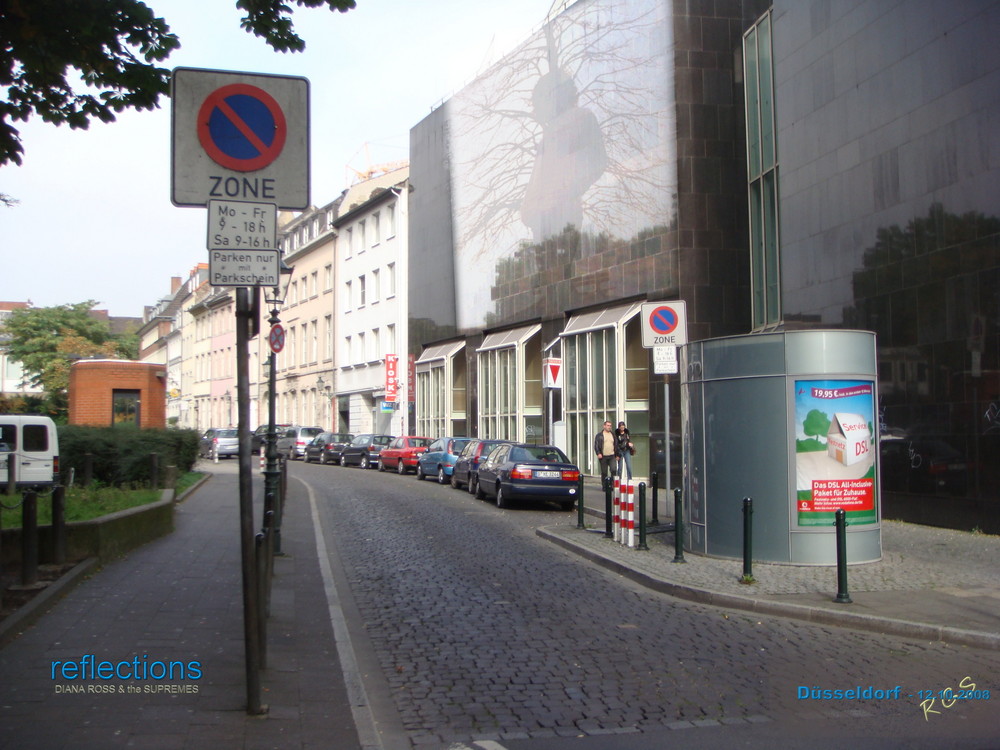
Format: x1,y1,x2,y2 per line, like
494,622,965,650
543,357,562,389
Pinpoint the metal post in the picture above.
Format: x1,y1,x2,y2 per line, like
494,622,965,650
603,477,613,538
576,475,585,529
21,489,38,585
263,317,282,555
834,508,853,604
672,487,685,563
235,287,265,715
5,453,14,496
637,482,649,550
742,497,753,581
650,470,659,525
52,484,66,565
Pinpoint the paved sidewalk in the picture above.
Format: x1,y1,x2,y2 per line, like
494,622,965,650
0,462,360,750
540,481,1000,651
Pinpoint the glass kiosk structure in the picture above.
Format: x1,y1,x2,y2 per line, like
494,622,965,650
681,330,881,564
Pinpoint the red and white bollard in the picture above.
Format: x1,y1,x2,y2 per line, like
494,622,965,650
612,476,621,543
623,479,635,548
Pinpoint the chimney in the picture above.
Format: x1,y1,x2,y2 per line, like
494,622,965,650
170,276,182,294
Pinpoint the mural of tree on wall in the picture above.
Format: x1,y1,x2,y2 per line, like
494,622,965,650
446,0,675,328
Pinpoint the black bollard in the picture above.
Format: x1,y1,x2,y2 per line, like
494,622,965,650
22,489,38,585
650,471,659,525
5,452,15,496
637,482,649,550
149,452,160,490
52,484,66,565
672,487,686,563
255,532,268,668
603,477,613,538
833,508,853,603
742,497,754,581
576,475,585,529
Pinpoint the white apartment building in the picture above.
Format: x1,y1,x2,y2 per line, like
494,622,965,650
333,168,410,437
266,199,339,429
0,302,41,400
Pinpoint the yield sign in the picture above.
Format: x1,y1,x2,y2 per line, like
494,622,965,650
268,324,285,354
543,357,563,389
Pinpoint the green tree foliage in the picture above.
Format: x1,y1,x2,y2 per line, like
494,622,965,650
802,409,831,441
2,301,138,417
0,0,356,167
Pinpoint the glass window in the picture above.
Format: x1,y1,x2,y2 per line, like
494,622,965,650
23,425,48,451
744,11,780,328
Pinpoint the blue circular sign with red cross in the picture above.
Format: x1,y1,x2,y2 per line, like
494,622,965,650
197,84,287,172
648,305,680,335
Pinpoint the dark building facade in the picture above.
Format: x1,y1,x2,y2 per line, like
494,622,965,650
408,0,1000,531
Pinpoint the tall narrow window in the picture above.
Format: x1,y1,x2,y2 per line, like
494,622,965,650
744,12,780,328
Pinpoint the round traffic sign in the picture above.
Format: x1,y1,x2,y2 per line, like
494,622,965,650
269,324,285,354
197,84,287,172
648,305,679,335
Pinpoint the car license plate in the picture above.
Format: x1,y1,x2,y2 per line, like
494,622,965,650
535,470,560,479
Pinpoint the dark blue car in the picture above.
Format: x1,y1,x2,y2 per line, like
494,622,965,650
416,436,472,484
451,438,508,493
474,443,580,510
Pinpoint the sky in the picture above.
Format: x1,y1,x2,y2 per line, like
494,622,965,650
0,0,558,317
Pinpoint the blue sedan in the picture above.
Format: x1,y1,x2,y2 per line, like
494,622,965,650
474,443,580,510
416,436,472,484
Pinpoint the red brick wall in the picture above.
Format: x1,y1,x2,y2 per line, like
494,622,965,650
68,361,166,429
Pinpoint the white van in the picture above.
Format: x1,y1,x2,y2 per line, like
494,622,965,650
0,415,60,487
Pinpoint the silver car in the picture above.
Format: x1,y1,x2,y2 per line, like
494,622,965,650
276,426,324,460
199,428,239,460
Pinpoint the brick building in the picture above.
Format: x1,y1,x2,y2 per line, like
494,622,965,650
68,360,167,429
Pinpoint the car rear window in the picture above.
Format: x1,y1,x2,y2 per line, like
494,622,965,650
301,428,323,438
516,446,568,462
218,429,238,438
373,435,393,446
411,438,433,448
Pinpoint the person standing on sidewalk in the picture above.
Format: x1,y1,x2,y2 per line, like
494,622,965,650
615,421,634,479
594,420,618,487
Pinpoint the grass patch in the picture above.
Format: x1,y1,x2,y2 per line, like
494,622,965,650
0,473,203,529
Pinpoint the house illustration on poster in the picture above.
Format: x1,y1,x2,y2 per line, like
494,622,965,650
827,413,871,466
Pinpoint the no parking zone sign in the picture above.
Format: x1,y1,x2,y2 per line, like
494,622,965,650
171,67,309,209
641,301,687,347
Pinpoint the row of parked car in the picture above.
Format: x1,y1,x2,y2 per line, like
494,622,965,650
297,430,582,510
199,425,582,509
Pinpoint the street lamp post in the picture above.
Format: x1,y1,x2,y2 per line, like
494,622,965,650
264,264,294,554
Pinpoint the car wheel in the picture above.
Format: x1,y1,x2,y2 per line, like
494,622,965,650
450,473,460,489
360,455,370,470
397,460,407,475
415,464,426,481
496,485,508,509
473,476,485,500
319,453,327,465
340,455,348,467
437,467,447,485
378,459,386,472
287,447,296,461
561,500,575,512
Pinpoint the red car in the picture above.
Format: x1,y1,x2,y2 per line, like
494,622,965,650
378,436,433,474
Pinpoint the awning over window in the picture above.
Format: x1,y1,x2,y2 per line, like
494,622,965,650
415,340,465,372
477,323,541,352
560,302,641,337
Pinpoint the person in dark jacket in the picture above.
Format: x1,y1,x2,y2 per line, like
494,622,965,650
615,421,634,479
594,420,618,485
